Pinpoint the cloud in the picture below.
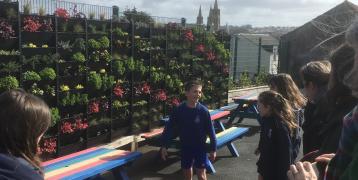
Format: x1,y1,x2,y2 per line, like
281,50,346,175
68,0,358,26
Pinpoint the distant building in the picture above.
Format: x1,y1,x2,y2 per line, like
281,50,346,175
196,0,220,31
230,33,279,81
196,5,203,25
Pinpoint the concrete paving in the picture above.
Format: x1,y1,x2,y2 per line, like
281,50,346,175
102,118,261,180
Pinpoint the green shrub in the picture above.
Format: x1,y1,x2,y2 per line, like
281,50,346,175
39,67,56,80
88,71,102,90
23,71,41,81
73,23,84,33
113,60,125,76
88,39,100,49
50,107,60,126
101,74,115,91
0,76,19,91
72,52,86,63
238,72,252,88
72,38,86,51
98,36,110,48
255,72,269,86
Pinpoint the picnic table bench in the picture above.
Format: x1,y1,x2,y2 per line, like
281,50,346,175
227,91,261,126
140,109,249,174
43,147,142,180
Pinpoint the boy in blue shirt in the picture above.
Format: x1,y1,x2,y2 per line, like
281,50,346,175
160,80,217,180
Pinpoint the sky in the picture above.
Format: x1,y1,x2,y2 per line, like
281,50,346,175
74,0,357,27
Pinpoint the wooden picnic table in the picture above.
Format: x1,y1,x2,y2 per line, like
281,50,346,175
227,91,261,126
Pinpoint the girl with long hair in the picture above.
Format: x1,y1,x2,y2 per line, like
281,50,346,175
0,89,51,179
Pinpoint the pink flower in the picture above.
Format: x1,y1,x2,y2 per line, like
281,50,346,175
141,83,151,94
89,101,100,113
55,8,70,21
40,138,57,154
184,29,194,42
61,122,74,134
153,89,167,102
169,97,180,106
75,117,88,130
113,85,124,97
195,44,205,53
206,51,216,61
23,17,41,32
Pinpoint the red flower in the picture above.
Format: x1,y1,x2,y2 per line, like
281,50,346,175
153,89,167,102
61,122,74,134
89,101,100,113
169,97,180,107
40,138,57,154
0,19,15,39
113,85,124,97
206,51,216,61
184,29,194,42
23,17,41,32
75,117,88,130
195,44,205,53
55,8,70,20
141,83,151,94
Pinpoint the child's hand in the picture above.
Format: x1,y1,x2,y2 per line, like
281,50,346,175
254,148,260,155
315,153,335,164
209,151,216,161
160,147,168,161
287,162,317,180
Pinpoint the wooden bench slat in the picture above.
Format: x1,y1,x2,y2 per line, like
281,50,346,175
216,127,249,148
42,147,99,167
46,150,141,180
211,111,230,121
44,148,114,172
140,128,164,138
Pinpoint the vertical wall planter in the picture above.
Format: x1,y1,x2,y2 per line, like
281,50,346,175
0,1,230,158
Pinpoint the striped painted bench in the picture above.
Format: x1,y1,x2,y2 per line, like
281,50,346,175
205,127,249,173
140,110,231,139
43,147,142,180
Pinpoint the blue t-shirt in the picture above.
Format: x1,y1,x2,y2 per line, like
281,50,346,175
161,102,217,152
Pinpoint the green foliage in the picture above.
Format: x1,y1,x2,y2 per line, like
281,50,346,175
125,57,135,71
112,100,129,110
60,93,88,106
6,8,17,20
228,77,238,90
113,60,125,76
23,71,41,82
39,67,56,80
113,27,128,37
50,107,60,126
0,50,20,55
22,54,59,69
88,24,97,33
0,61,21,74
238,72,252,88
88,71,102,90
73,23,84,33
58,41,72,51
98,36,110,48
88,39,100,49
255,72,269,86
39,6,45,16
0,76,19,91
72,38,86,51
72,52,86,63
123,8,154,24
101,74,115,91
23,3,31,15
100,50,111,62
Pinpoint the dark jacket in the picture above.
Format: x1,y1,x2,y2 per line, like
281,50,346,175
318,96,358,154
302,97,330,154
257,116,293,180
0,153,43,180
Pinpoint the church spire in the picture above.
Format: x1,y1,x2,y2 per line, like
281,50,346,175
214,0,218,9
196,5,203,25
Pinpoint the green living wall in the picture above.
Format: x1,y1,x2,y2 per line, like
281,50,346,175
0,1,229,158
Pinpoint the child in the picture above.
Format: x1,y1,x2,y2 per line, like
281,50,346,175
160,80,217,180
256,90,298,180
0,89,51,179
300,60,331,154
266,73,306,161
268,73,306,126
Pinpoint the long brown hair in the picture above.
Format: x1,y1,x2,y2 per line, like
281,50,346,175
268,73,306,109
258,90,298,136
0,89,51,173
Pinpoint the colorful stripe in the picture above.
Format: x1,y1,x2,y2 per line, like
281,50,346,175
42,147,99,167
44,149,140,180
206,127,249,147
44,148,114,172
211,111,230,121
140,127,164,138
